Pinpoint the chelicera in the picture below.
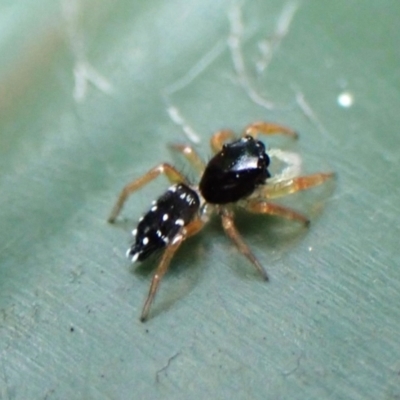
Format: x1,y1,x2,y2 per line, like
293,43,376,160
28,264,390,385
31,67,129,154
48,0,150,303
108,121,334,321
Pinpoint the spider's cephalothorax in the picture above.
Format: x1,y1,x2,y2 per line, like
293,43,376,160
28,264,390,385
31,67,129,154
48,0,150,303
108,121,334,321
199,135,270,204
127,183,200,262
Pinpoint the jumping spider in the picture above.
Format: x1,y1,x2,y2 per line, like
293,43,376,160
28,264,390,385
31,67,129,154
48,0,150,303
108,121,334,321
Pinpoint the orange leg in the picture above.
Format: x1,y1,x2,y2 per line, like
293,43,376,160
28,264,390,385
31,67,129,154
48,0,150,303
140,218,205,322
210,130,236,153
243,121,298,139
220,208,268,281
169,143,205,175
108,163,188,223
262,172,335,199
244,200,310,226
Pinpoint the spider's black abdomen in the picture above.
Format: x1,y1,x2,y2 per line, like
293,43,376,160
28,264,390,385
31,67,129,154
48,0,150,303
199,136,270,204
127,183,200,262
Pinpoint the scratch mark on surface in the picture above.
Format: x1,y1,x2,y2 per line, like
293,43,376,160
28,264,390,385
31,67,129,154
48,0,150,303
72,62,113,101
228,4,276,110
162,40,227,144
281,352,302,377
228,2,300,110
155,351,181,383
294,88,337,145
256,1,300,74
163,2,301,142
62,0,113,102
166,105,201,144
163,39,226,97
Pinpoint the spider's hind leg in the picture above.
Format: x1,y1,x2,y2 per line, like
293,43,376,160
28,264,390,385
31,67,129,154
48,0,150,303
140,218,206,322
108,163,188,223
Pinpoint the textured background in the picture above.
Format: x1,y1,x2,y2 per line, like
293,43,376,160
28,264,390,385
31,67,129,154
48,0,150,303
0,1,399,399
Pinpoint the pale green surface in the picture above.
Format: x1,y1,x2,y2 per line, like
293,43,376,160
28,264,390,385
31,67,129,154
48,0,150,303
1,1,399,399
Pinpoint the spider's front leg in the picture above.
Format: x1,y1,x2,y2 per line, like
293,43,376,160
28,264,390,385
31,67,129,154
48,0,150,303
220,208,269,281
140,218,205,322
169,143,205,175
261,172,335,200
209,121,297,154
210,130,236,153
243,121,298,139
108,163,187,223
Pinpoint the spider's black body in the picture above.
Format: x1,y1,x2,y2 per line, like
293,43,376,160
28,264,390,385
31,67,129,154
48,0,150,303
128,183,200,262
199,136,271,204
